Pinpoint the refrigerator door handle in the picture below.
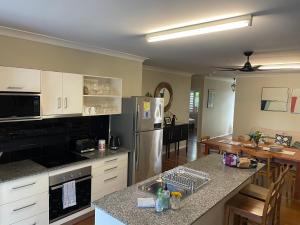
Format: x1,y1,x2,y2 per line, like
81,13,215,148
135,134,140,170
159,103,162,119
136,104,140,131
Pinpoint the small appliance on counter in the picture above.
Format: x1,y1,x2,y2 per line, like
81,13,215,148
75,138,96,153
109,136,120,150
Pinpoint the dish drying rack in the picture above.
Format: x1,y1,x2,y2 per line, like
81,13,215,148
161,166,210,192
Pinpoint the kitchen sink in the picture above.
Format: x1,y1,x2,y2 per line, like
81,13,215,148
138,166,210,199
138,177,192,199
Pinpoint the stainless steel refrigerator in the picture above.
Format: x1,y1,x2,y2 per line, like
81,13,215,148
110,97,164,185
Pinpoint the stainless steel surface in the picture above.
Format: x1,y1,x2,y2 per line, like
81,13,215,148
110,97,164,185
49,166,91,186
13,202,36,212
138,177,192,199
0,116,42,122
161,166,210,192
7,86,23,90
50,176,92,190
0,93,40,96
135,129,162,183
41,113,82,119
135,97,163,132
12,182,36,190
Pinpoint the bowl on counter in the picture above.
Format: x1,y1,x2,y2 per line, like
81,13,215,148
269,145,284,152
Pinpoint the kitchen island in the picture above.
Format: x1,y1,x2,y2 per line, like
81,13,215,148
93,154,264,225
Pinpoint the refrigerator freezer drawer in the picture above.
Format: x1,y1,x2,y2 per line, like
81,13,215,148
135,129,163,183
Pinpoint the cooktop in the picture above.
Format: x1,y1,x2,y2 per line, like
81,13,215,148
32,152,88,168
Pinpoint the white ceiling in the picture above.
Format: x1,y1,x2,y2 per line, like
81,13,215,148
0,0,300,75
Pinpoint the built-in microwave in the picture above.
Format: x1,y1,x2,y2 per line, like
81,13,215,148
0,93,41,122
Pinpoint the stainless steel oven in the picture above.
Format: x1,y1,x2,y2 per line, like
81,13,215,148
0,93,41,122
49,166,91,223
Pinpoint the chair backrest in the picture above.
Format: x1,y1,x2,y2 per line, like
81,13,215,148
262,166,289,225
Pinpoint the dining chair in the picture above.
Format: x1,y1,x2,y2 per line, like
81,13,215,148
224,166,287,225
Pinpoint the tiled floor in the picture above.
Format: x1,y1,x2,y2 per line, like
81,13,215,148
73,129,300,225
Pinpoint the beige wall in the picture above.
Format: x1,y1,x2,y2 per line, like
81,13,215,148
142,68,191,123
0,35,143,97
201,78,235,138
233,73,300,135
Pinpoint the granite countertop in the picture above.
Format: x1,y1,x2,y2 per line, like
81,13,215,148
0,160,48,183
81,147,129,161
93,154,264,225
0,148,129,183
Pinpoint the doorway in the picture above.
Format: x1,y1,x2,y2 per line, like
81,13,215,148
189,90,200,141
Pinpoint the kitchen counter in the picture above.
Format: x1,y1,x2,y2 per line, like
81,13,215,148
0,159,48,183
93,154,264,225
0,148,129,183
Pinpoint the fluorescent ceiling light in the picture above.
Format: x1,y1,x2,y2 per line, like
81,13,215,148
146,15,252,42
260,63,300,70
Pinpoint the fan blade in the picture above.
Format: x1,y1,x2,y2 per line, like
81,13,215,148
215,67,241,71
252,65,262,70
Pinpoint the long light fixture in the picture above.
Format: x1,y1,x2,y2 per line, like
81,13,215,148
260,63,300,70
146,15,252,42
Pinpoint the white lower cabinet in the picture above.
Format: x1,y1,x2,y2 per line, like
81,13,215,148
0,173,48,206
0,173,49,225
91,153,128,202
12,211,48,225
0,192,48,225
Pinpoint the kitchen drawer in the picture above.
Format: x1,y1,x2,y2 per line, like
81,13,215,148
92,168,127,200
92,157,127,178
12,211,49,225
0,173,48,205
92,153,128,171
102,170,127,196
0,66,41,93
0,192,48,225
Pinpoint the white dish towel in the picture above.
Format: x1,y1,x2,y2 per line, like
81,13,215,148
62,180,77,209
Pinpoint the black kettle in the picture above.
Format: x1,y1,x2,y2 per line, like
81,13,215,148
109,136,120,150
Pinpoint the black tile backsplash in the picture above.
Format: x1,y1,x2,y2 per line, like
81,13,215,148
0,116,109,164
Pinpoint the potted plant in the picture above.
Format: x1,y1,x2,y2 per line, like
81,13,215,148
249,131,263,149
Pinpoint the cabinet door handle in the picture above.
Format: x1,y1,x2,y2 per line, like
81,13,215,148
12,182,36,190
13,202,36,212
104,166,118,172
104,176,118,182
57,97,62,109
7,86,23,90
104,158,118,163
64,97,68,109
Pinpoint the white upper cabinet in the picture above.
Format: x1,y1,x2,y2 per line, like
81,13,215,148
0,66,41,92
62,73,83,115
41,71,83,116
41,71,63,115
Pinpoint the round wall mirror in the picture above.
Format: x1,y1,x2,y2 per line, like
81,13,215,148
154,82,173,112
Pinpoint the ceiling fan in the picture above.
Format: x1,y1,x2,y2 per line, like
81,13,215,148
216,51,265,72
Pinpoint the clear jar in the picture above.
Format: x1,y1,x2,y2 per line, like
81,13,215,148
170,196,181,210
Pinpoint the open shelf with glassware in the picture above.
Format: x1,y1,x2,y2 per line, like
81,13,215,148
83,75,122,116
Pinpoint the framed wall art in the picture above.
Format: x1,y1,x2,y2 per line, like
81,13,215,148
261,87,289,112
207,89,216,108
291,89,300,113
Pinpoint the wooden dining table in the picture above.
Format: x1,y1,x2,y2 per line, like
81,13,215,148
202,136,300,200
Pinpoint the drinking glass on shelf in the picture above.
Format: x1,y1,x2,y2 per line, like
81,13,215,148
98,83,104,95
91,80,98,95
103,82,111,95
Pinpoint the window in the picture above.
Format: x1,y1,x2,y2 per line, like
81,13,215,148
189,91,200,113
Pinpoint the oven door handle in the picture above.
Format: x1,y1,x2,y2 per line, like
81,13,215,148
50,176,92,191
